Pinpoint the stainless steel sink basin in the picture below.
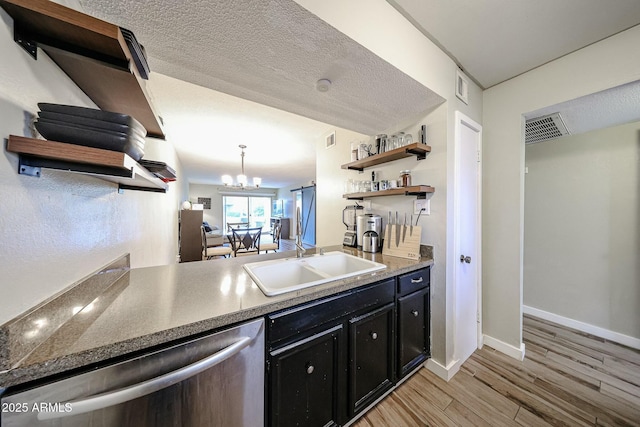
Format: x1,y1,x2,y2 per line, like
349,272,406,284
243,251,386,296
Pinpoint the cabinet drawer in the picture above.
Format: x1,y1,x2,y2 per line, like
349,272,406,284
268,278,395,346
397,267,430,296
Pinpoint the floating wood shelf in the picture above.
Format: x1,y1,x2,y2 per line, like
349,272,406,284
341,142,431,171
0,0,165,139
343,185,435,200
6,135,169,193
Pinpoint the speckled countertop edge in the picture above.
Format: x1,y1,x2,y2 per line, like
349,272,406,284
0,246,433,388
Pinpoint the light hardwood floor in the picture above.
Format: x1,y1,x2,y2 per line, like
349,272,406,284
353,315,640,427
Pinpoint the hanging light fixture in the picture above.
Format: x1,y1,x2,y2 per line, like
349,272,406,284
221,144,262,190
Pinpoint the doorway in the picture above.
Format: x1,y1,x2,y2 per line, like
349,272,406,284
453,111,483,364
291,185,316,245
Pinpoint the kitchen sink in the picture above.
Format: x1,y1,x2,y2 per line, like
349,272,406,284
243,251,386,296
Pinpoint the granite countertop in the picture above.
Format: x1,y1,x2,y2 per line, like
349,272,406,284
0,245,433,388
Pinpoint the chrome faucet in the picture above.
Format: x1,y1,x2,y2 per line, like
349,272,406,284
295,206,306,258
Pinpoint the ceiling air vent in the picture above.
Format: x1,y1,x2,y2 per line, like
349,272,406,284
525,113,569,144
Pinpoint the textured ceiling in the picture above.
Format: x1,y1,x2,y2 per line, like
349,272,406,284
389,0,640,89
525,80,640,139
80,0,443,136
79,0,444,187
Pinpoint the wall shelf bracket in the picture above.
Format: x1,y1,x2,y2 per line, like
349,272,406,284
18,157,41,177
13,23,37,59
406,146,427,161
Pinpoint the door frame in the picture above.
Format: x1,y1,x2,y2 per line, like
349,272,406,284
453,111,483,351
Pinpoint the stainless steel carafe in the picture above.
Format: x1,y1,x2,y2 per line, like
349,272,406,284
362,230,379,253
356,214,382,252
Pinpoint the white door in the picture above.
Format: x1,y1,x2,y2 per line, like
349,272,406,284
454,111,482,363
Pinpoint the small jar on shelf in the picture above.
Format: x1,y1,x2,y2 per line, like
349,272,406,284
399,170,412,187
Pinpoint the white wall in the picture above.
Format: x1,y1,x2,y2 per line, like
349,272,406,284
0,7,185,325
315,127,368,247
298,0,483,369
483,25,640,351
524,121,640,340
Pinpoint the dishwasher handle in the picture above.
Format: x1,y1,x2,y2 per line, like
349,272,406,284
37,336,252,420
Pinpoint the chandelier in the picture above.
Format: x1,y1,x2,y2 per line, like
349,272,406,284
222,144,262,190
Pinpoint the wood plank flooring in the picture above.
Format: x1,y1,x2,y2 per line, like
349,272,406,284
353,315,640,427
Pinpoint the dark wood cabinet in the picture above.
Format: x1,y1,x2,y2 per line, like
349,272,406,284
179,209,203,262
267,279,394,427
397,267,431,379
266,268,431,426
269,325,344,427
348,303,395,416
398,287,430,377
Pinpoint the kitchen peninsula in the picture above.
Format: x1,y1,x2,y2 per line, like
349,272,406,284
0,246,432,426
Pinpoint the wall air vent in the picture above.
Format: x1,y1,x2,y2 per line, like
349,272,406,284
525,113,570,144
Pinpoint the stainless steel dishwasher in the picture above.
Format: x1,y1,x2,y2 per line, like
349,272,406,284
1,318,264,427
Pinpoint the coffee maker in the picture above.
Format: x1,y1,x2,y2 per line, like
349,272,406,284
342,204,363,247
356,214,382,253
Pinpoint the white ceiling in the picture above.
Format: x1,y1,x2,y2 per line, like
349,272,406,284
389,0,640,89
147,73,330,187
77,0,640,186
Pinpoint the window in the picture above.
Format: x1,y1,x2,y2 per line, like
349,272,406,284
223,196,272,231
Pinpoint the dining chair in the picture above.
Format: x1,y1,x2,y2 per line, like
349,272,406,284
261,223,281,253
201,226,232,259
228,226,262,257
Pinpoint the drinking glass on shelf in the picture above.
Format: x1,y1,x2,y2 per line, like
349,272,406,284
404,133,413,145
390,135,398,150
344,179,354,193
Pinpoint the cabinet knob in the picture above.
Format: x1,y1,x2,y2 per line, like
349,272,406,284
411,310,419,317
306,364,314,375
370,332,378,340
460,255,471,264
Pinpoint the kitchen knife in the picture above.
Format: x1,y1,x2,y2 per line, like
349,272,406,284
410,214,413,236
387,211,392,249
402,212,407,242
395,211,400,247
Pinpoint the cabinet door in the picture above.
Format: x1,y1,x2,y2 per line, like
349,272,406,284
397,286,430,378
348,303,395,416
269,324,344,427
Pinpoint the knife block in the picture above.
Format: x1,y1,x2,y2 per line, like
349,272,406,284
382,225,421,260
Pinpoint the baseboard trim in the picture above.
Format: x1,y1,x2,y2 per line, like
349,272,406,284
523,305,640,350
425,357,461,382
482,335,525,361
